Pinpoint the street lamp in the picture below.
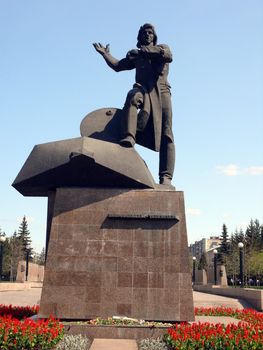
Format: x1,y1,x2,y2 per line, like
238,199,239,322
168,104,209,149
213,249,218,285
192,256,196,285
0,236,6,281
238,242,244,288
25,245,30,282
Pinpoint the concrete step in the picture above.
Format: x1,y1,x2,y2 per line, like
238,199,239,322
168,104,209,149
90,338,138,350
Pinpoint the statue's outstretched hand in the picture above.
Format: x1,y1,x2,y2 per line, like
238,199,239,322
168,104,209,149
93,43,110,56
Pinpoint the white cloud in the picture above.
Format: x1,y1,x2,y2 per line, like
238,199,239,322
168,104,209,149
186,208,202,216
244,166,263,175
216,164,263,176
216,164,239,176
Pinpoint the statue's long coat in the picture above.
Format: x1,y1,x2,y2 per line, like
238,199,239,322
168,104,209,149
109,44,173,152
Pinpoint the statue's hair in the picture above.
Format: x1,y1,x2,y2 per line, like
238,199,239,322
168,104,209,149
136,23,158,48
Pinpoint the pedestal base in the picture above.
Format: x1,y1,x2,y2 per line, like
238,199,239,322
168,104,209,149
40,187,194,321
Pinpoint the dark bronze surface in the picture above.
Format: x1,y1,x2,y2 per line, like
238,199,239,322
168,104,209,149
93,23,175,184
12,137,155,195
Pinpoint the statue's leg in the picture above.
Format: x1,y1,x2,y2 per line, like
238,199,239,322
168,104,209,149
159,140,175,184
159,92,175,185
120,89,144,147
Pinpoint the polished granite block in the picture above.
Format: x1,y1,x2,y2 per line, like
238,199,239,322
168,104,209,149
39,187,194,321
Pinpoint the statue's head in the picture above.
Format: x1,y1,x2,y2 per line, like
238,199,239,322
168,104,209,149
137,23,157,48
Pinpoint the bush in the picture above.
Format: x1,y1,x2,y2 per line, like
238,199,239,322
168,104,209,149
138,338,168,350
55,334,91,350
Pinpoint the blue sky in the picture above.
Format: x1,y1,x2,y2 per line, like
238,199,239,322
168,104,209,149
0,0,262,252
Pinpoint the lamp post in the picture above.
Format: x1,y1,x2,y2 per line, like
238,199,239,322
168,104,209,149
25,245,30,282
0,236,6,281
238,242,244,288
192,256,196,285
213,249,218,285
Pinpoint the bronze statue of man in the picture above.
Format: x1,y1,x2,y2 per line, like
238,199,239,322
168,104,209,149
93,23,175,186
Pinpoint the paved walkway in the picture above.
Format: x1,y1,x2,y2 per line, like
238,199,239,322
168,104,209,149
0,288,252,309
193,290,253,309
90,339,137,350
0,287,256,350
0,287,42,306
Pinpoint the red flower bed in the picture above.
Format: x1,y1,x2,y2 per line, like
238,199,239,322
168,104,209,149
0,305,63,349
165,321,263,350
195,306,263,326
165,307,263,349
0,315,63,350
0,304,39,320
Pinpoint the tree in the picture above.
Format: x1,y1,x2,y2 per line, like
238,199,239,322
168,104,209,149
197,253,208,271
0,228,7,279
38,247,46,265
218,224,230,263
7,231,23,281
232,228,245,246
245,219,261,253
224,233,239,284
32,247,45,265
17,216,33,260
248,251,263,283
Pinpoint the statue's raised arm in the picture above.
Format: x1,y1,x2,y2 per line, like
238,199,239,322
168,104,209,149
93,43,110,56
93,41,133,72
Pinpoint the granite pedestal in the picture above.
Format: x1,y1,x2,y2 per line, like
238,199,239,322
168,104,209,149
39,187,194,321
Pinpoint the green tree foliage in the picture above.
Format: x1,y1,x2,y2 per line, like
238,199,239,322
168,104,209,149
0,227,5,237
17,216,33,260
0,228,7,279
39,247,45,265
33,247,45,266
245,219,261,252
218,224,230,264
224,219,263,286
249,251,263,280
6,231,24,281
1,218,45,281
197,253,208,271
